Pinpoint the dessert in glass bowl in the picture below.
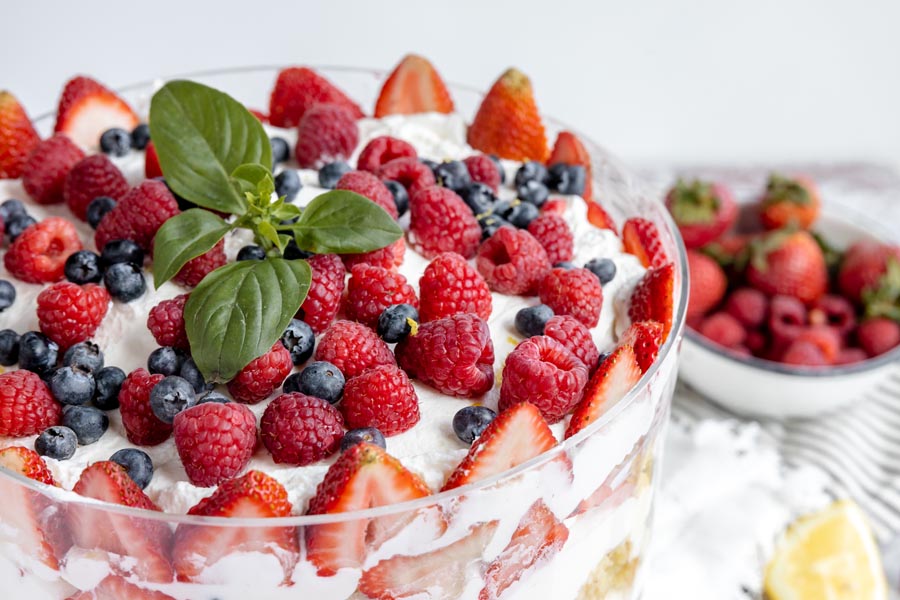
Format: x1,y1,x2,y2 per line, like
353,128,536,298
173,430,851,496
0,55,686,599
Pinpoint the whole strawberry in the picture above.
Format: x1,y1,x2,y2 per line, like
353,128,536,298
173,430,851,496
341,365,419,436
666,179,737,249
268,66,363,128
759,174,820,230
294,103,359,169
838,240,900,314
63,154,129,221
4,216,83,284
746,230,827,305
409,186,481,259
686,249,727,319
37,282,110,349
538,267,603,328
227,343,293,404
0,370,61,437
314,320,396,379
174,401,258,487
22,134,85,205
419,252,492,323
0,91,41,179
95,180,180,252
298,253,345,334
857,317,900,357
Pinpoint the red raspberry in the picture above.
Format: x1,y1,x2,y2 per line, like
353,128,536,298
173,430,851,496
857,317,900,357
172,239,226,287
527,214,574,265
260,392,344,465
769,295,807,347
409,186,482,260
315,320,396,379
476,227,551,295
174,401,258,487
836,347,867,365
377,157,436,197
782,340,828,366
119,369,170,446
336,170,399,219
37,282,110,349
463,154,501,191
395,313,494,398
794,326,842,363
268,66,364,128
22,134,85,205
809,294,856,338
227,343,293,404
418,252,492,323
390,238,406,267
340,245,396,271
544,314,600,373
538,267,603,327
147,294,189,350
357,136,417,173
746,330,767,354
341,365,419,436
344,264,418,329
294,103,359,169
725,288,769,329
699,312,746,349
63,154,129,221
95,180,180,252
297,253,345,334
4,216,83,284
499,335,588,423
145,141,162,179
0,370,61,437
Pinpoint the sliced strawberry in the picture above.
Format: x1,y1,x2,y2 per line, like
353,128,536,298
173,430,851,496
622,217,668,269
587,200,618,233
547,131,594,201
569,442,646,518
628,262,676,340
441,402,556,491
144,141,162,179
268,67,364,128
0,91,41,179
565,344,642,439
54,76,139,149
374,54,454,118
0,446,56,485
65,575,176,600
620,320,664,373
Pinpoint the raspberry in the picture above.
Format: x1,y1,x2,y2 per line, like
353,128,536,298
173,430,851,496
769,295,807,347
95,180,180,252
63,154,129,221
835,347,867,365
174,401,257,487
809,294,856,338
499,335,588,423
746,330,767,354
395,313,494,398
418,252,492,323
344,264,418,329
227,343,293,404
147,294,189,350
794,326,842,363
390,238,406,267
409,186,482,260
699,312,746,349
294,103,359,169
22,134,85,205
315,320,396,379
782,340,828,366
357,136,417,173
341,365,419,436
476,227,551,295
340,245,396,271
145,141,162,179
268,66,364,128
527,214,574,265
0,370,61,437
544,315,600,372
377,157,436,197
538,267,603,327
260,392,345,465
336,170,399,219
4,216,83,284
119,368,171,446
297,253,345,333
857,317,900,357
463,154,501,191
172,239,226,287
37,282,110,349
725,288,768,329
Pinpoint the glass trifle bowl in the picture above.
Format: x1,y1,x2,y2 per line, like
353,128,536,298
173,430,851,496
0,66,688,600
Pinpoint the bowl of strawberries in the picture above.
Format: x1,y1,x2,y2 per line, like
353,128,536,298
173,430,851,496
671,173,900,418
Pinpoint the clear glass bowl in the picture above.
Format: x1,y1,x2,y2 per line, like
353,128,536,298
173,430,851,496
0,66,688,600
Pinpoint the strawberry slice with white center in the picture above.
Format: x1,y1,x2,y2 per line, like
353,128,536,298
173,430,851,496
65,575,175,600
565,344,642,439
628,262,676,340
622,217,669,269
620,320,664,373
54,76,138,149
68,461,174,583
173,470,298,583
441,402,556,492
374,54,455,118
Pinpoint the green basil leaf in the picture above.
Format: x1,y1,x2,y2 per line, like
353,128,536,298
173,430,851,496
292,190,403,254
273,203,302,220
149,80,272,215
257,221,284,251
151,209,232,288
185,258,311,381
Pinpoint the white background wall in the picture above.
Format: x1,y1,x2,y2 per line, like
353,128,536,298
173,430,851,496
4,0,899,167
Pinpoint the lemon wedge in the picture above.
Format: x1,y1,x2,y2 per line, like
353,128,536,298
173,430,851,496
764,500,887,600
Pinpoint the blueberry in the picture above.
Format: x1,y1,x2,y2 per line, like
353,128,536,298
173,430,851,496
104,262,146,302
491,199,513,218
64,250,103,284
420,158,439,174
548,164,586,196
35,426,77,460
477,213,511,240
517,180,549,207
0,280,15,312
110,448,154,489
597,351,611,366
341,427,386,452
461,182,496,215
0,329,19,366
383,180,409,217
62,405,109,445
270,137,290,164
195,390,230,405
93,366,126,410
282,372,302,394
0,199,26,222
179,357,213,393
237,244,267,261
298,361,345,404
514,161,549,187
149,375,196,424
281,319,315,365
100,239,144,267
5,214,36,242
99,128,131,157
505,201,540,229
63,341,104,373
452,405,496,444
130,124,151,150
148,346,186,376
434,160,471,193
18,331,58,376
86,196,116,229
318,161,352,189
585,258,617,285
377,304,419,343
553,261,577,270
488,154,506,185
275,169,302,202
50,366,95,406
283,240,312,260
514,304,554,337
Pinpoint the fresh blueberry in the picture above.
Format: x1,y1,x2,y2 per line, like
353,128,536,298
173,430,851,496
110,448,154,489
514,161,549,187
130,124,151,150
0,198,26,222
275,169,302,202
491,199,513,218
383,180,409,217
597,351,611,366
553,261,577,270
35,426,77,460
99,128,131,157
341,427,386,452
270,137,290,164
487,154,506,185
237,244,267,261
377,304,419,343
282,372,302,394
547,163,586,196
0,329,19,366
434,160,472,193
100,239,144,267
104,262,146,302
461,182,496,215
452,405,497,444
585,258,617,285
64,250,103,284
5,214,36,242
93,366,126,410
281,319,315,365
283,240,312,260
62,405,109,445
505,201,540,229
514,304,554,337
149,375,196,424
62,341,104,373
517,180,549,207
318,161,352,189
298,361,345,404
86,196,116,229
148,346,186,376
18,331,58,377
0,280,15,312
195,390,230,405
50,366,95,406
477,213,511,240
179,357,214,393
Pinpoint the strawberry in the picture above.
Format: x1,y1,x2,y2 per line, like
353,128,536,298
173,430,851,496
374,54,454,117
586,199,618,233
759,173,820,230
441,402,556,491
857,317,900,357
65,575,175,600
746,230,827,305
628,263,676,340
54,76,139,149
838,240,900,318
547,131,594,201
665,179,738,249
268,67,364,128
622,217,668,269
565,344,642,439
173,470,298,584
0,91,41,179
144,141,162,179
686,249,727,319
620,320,664,373
0,446,56,486
467,68,549,162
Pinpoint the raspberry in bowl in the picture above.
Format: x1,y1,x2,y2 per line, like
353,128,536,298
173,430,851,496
0,58,687,599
